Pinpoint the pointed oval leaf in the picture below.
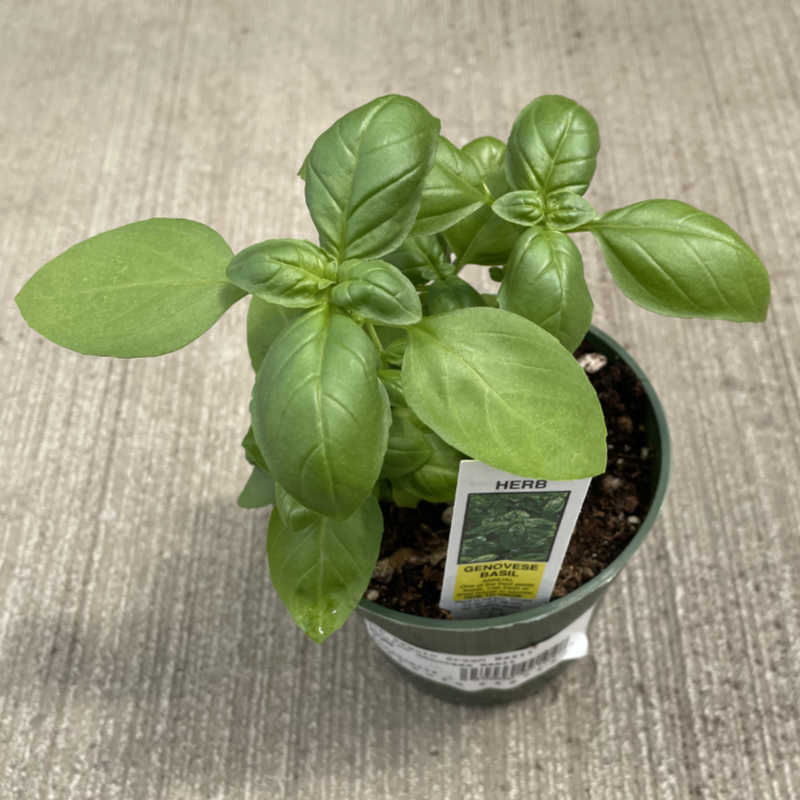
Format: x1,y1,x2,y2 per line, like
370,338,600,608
227,238,335,309
252,306,390,518
381,407,433,478
304,95,440,260
381,337,407,367
444,205,523,267
423,275,485,315
413,136,490,235
267,496,383,642
391,428,462,503
331,258,422,326
492,190,545,227
499,228,593,352
392,484,421,508
462,136,506,177
461,136,508,197
402,307,606,478
378,368,406,405
297,153,309,180
274,483,320,531
443,138,522,266
384,233,451,283
587,200,770,321
15,218,243,357
505,95,600,196
237,467,276,509
246,296,303,371
545,190,596,230
241,426,269,473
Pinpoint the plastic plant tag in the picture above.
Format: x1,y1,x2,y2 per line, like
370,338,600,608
439,460,591,619
364,605,594,692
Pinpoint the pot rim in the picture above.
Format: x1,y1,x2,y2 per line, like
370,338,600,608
357,324,671,632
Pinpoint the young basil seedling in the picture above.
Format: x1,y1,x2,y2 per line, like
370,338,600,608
16,93,770,642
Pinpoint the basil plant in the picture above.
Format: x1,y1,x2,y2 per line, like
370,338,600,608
16,94,770,641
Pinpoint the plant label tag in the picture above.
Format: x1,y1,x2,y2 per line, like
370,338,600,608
364,605,595,692
439,460,591,619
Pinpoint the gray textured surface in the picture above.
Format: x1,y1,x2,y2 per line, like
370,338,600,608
2,1,799,798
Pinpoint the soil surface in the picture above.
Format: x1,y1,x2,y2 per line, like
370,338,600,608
364,339,656,618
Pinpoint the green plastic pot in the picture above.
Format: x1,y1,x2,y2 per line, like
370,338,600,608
357,325,671,704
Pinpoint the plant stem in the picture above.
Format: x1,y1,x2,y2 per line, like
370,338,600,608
365,322,383,353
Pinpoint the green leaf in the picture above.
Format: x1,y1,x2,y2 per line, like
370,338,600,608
439,137,523,267
384,233,451,283
246,296,303,371
274,482,319,530
391,427,462,503
442,137,522,266
15,218,243,357
545,190,596,230
587,200,770,321
498,228,593,352
423,275,485,315
226,239,335,308
304,94,440,260
298,153,309,180
462,136,505,173
391,485,421,508
381,407,433,478
505,95,600,196
374,324,405,349
252,305,390,518
491,189,594,231
445,206,522,267
242,426,269,472
331,258,422,326
381,337,407,367
237,467,275,508
267,495,383,642
491,190,545,227
413,136,489,234
461,136,507,197
402,307,606,478
378,368,406,405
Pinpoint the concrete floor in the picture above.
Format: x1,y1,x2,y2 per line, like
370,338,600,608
1,1,799,798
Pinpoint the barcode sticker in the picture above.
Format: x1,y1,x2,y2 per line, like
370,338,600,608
458,639,569,682
364,605,594,692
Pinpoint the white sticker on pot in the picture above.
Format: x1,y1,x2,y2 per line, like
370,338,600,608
364,606,594,692
439,461,591,619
